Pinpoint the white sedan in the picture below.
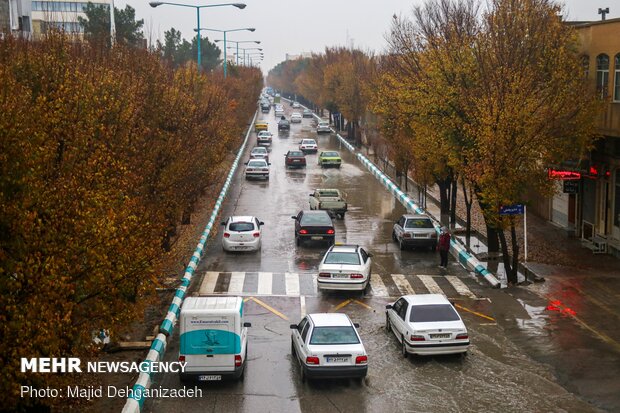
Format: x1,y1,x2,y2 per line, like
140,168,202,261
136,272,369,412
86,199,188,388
299,138,318,153
290,112,302,123
250,146,269,162
385,294,470,357
221,216,264,252
290,313,368,382
257,131,273,145
244,159,270,180
318,245,372,292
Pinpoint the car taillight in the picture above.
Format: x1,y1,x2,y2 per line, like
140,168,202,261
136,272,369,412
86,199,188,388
455,333,469,340
350,273,364,279
355,356,368,365
319,272,331,278
223,233,230,238
403,233,412,238
253,232,260,238
306,356,320,365
178,355,185,363
235,355,242,367
299,229,308,234
410,335,425,341
326,229,335,234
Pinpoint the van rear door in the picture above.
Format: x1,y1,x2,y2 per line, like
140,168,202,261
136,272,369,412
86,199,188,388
181,315,237,371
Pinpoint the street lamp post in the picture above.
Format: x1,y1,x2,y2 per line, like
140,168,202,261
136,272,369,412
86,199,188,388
227,46,262,66
215,39,260,65
149,1,246,71
194,27,254,78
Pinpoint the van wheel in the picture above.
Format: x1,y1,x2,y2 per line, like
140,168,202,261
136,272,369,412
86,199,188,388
401,336,408,358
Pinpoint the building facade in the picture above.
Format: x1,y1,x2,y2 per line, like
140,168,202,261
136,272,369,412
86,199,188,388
31,0,109,35
1,0,32,34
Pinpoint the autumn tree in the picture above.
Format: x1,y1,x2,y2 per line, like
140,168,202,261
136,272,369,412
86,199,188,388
78,3,144,46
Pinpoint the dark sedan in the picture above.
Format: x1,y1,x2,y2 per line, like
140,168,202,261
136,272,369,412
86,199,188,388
292,210,335,246
278,118,290,131
285,150,307,168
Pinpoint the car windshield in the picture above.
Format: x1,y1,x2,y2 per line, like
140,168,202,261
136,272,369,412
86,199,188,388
300,213,332,226
319,122,328,126
229,222,254,232
322,152,339,157
309,326,360,345
252,148,267,154
405,218,434,229
248,160,266,167
302,140,316,145
288,151,304,157
318,190,339,197
324,252,360,265
409,304,460,323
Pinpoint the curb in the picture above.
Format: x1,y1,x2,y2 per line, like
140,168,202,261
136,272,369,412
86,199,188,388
308,110,500,288
121,111,258,413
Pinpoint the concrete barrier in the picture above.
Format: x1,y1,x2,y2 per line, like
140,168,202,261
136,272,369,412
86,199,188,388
122,111,258,412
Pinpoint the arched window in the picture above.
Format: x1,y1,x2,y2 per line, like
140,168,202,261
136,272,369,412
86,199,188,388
581,55,589,79
614,54,620,102
596,54,609,99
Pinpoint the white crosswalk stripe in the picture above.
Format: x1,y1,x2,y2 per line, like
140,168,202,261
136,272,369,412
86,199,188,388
197,271,479,299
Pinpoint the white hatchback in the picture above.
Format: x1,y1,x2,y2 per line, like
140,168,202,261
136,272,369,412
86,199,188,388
299,138,318,153
221,216,264,252
318,245,372,292
317,120,331,134
290,112,302,123
385,294,470,357
290,313,368,382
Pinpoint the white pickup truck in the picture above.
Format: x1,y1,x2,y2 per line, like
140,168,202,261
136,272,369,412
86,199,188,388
308,189,348,219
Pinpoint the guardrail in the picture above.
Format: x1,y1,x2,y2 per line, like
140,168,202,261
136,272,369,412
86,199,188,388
307,109,499,288
122,111,258,413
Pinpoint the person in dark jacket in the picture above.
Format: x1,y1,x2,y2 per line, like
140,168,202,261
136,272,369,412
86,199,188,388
438,227,451,268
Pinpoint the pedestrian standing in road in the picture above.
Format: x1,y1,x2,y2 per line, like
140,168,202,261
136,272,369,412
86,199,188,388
438,227,451,269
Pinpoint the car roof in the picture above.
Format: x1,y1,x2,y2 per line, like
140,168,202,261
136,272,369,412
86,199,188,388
302,138,316,142
301,210,330,216
251,147,267,151
229,215,257,222
309,313,352,327
402,294,451,305
402,214,432,220
328,245,359,253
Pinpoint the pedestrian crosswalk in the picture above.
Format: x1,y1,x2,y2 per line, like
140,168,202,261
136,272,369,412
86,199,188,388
198,271,482,299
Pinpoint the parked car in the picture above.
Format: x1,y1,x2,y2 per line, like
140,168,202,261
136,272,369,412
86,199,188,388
308,189,347,218
221,216,264,252
285,150,307,168
317,120,331,134
291,210,335,246
244,158,270,180
292,101,301,108
302,108,314,118
255,121,268,132
385,294,470,357
318,151,342,168
392,214,438,251
257,131,273,146
299,138,318,153
290,313,368,382
278,117,291,131
250,146,269,162
317,244,372,293
275,105,285,117
290,112,302,123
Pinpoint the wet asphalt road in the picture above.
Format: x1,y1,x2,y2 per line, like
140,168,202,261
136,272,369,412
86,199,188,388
143,104,619,412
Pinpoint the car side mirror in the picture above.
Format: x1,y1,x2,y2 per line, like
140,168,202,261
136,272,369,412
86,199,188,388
367,253,373,258
259,221,265,226
309,193,314,197
244,162,248,165
220,222,226,226
385,304,393,310
353,323,360,328
268,163,271,165
289,324,298,329
243,322,252,328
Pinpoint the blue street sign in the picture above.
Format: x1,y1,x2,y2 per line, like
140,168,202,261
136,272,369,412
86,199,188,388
499,204,524,215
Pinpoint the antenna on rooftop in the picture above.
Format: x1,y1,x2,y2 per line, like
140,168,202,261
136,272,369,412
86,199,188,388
598,7,609,21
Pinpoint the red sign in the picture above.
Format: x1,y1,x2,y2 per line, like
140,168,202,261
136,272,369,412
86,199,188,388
548,169,581,180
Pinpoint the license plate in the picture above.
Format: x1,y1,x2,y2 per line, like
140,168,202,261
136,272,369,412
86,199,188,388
430,334,451,339
311,236,323,240
326,357,349,363
332,274,349,279
199,375,221,381
414,234,427,238
293,160,300,162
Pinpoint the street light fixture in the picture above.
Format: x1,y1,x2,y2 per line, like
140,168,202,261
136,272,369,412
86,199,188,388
229,46,262,66
215,39,260,65
149,2,247,71
194,27,254,78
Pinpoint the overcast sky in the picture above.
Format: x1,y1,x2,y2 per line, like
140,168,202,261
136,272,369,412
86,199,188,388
116,0,618,73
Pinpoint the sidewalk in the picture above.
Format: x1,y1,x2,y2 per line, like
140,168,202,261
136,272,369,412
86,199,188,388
358,145,620,283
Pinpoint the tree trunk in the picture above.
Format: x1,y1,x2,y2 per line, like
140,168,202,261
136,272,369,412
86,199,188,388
450,177,457,227
461,177,473,246
497,228,517,284
436,176,452,226
486,225,500,253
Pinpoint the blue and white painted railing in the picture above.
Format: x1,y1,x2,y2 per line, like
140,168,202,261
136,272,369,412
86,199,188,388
311,111,500,288
122,111,258,413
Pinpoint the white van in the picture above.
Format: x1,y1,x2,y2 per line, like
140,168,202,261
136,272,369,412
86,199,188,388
179,296,251,382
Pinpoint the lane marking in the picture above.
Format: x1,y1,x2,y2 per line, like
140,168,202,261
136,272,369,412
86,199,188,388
312,274,318,294
370,275,389,297
352,299,373,310
331,299,352,312
445,276,476,298
285,272,300,296
228,272,245,294
257,272,273,295
300,295,306,317
392,274,415,295
419,275,444,295
199,271,219,294
247,297,289,321
454,303,496,322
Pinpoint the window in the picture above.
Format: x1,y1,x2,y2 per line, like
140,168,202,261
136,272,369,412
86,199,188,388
405,218,434,229
324,252,360,265
360,248,369,263
309,326,360,345
398,301,409,320
228,222,255,232
596,54,610,99
409,304,460,323
300,322,310,342
614,54,620,102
